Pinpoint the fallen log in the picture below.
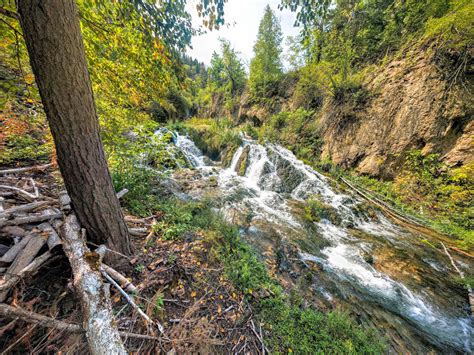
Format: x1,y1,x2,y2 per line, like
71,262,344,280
441,242,474,316
0,201,50,219
0,250,54,293
0,163,53,176
0,212,63,228
0,233,48,302
60,214,126,354
0,234,32,264
0,303,161,341
0,185,38,201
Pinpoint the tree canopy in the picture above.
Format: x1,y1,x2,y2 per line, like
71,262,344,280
248,5,283,100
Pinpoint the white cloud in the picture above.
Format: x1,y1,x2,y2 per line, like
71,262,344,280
185,0,300,69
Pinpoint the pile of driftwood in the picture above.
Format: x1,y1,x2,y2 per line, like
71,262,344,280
0,164,160,354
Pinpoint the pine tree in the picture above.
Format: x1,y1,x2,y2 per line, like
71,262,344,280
249,4,283,99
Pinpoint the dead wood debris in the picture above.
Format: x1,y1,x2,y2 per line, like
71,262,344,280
0,165,263,353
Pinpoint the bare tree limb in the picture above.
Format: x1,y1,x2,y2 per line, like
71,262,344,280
0,212,63,228
0,185,38,201
0,234,32,263
102,264,137,293
116,188,129,199
0,303,161,341
441,242,474,316
0,251,54,293
101,268,164,334
0,200,50,219
0,163,53,175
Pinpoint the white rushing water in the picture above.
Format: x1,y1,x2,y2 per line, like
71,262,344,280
173,134,473,353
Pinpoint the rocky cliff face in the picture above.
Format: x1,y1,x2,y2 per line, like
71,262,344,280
318,49,473,178
239,48,473,179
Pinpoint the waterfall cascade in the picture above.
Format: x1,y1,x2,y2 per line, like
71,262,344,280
172,133,473,353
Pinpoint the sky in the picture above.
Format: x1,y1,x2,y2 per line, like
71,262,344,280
185,0,300,69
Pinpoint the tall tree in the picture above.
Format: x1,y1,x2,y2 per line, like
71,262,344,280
15,0,226,258
17,0,132,256
249,5,283,98
279,0,331,63
203,39,246,114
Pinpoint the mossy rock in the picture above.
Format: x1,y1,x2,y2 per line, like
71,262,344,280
305,198,342,226
236,145,251,176
221,145,238,168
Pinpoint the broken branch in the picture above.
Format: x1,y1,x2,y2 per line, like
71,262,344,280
102,264,137,293
441,242,474,316
0,185,38,201
101,268,164,334
0,303,161,341
0,163,53,175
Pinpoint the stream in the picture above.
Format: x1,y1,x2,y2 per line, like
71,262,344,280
171,133,473,353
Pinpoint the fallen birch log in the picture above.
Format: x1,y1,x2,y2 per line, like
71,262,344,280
0,303,161,341
60,214,126,355
0,163,53,176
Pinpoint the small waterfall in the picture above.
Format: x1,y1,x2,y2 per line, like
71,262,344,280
228,146,244,173
173,133,473,353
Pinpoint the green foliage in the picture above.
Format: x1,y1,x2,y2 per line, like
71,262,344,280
259,298,385,354
350,153,474,250
249,5,283,101
259,109,323,164
92,0,226,50
185,118,242,160
0,10,52,166
423,0,474,50
198,39,247,116
282,0,454,68
305,197,341,225
109,123,187,216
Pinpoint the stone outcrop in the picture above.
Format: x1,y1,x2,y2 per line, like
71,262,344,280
318,49,473,178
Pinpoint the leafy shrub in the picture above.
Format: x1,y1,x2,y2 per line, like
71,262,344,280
305,197,341,225
352,152,474,250
260,109,323,164
185,117,242,160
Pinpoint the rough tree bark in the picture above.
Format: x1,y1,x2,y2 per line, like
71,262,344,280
17,0,131,256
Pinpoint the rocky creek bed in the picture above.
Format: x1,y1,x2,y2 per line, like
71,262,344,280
170,133,474,354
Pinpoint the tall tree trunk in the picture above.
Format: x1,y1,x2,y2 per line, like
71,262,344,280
17,0,131,256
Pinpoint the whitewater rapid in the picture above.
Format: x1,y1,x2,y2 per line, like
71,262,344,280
174,133,473,353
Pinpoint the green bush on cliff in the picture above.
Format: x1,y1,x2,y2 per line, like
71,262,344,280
260,109,323,164
351,151,474,250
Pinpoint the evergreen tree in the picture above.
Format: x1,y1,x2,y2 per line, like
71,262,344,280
249,5,283,99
